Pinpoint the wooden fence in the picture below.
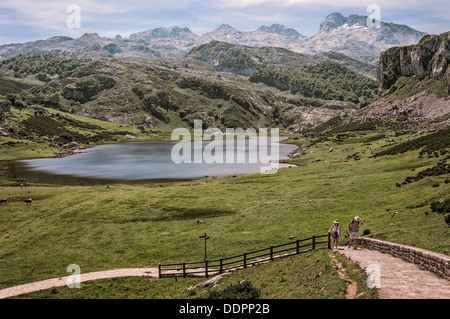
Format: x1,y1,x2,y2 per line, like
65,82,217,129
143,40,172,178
159,233,331,278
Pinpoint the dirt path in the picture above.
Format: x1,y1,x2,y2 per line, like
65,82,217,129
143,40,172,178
338,246,450,299
0,268,159,299
329,252,358,299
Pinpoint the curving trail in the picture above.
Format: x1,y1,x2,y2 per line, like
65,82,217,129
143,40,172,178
0,268,159,299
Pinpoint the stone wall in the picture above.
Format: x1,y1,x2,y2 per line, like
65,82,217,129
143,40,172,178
358,237,450,281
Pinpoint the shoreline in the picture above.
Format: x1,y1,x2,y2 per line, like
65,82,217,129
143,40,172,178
3,136,299,186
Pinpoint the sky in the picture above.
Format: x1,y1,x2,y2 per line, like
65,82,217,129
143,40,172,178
0,0,448,44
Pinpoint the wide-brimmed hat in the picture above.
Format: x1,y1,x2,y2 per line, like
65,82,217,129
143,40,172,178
355,216,361,221
333,219,339,224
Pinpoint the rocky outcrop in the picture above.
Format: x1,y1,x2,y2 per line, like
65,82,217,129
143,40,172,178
377,31,450,91
62,75,116,103
186,41,258,76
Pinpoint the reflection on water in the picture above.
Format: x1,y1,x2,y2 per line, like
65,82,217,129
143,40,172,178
10,138,297,185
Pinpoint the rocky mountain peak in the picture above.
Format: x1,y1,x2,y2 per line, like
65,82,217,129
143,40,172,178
257,24,303,38
0,12,430,64
152,26,197,38
201,24,243,42
129,26,198,41
214,24,238,32
79,33,102,40
347,14,368,27
319,12,347,33
318,13,370,33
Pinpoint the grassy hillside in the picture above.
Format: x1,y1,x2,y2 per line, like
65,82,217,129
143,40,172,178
187,41,378,105
0,44,448,300
0,121,448,298
0,106,172,161
249,61,377,104
0,52,377,133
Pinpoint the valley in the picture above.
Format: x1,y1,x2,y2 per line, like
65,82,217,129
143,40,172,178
0,11,448,300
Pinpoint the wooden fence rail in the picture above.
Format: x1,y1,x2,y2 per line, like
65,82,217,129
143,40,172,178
159,233,331,278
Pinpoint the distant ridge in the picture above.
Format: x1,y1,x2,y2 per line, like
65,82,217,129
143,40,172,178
0,12,427,63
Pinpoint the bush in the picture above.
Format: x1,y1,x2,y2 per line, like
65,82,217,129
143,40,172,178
430,198,450,215
430,198,450,226
397,160,450,185
376,127,450,157
208,280,260,299
14,99,27,108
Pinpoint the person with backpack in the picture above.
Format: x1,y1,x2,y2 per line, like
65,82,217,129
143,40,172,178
328,219,341,250
348,216,363,249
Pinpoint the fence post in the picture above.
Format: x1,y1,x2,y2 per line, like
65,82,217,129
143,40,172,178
183,262,186,278
205,259,209,278
296,239,300,254
244,252,247,268
219,258,223,274
327,232,331,249
270,245,274,261
158,263,161,279
312,235,316,250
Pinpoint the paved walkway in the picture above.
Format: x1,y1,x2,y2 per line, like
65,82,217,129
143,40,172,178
338,246,450,299
1,246,449,299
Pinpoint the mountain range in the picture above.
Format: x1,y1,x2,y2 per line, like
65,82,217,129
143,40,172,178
0,12,426,64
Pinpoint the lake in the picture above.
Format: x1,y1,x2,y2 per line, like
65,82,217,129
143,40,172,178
10,137,297,185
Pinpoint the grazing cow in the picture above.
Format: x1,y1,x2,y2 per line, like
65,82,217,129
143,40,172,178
0,199,7,206
24,198,32,206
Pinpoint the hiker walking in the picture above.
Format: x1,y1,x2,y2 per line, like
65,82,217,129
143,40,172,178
348,216,363,249
328,219,341,250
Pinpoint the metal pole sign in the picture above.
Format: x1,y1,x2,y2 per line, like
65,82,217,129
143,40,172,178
199,233,210,260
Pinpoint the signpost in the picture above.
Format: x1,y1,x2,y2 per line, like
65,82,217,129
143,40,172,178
199,232,210,260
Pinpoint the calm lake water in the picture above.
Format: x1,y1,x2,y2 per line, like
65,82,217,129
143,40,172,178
11,137,297,185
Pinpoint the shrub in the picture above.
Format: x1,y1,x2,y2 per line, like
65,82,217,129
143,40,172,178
14,99,27,108
430,198,450,226
376,127,450,157
208,280,260,299
430,198,450,215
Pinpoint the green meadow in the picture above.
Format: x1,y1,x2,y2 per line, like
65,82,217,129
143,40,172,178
0,118,448,298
